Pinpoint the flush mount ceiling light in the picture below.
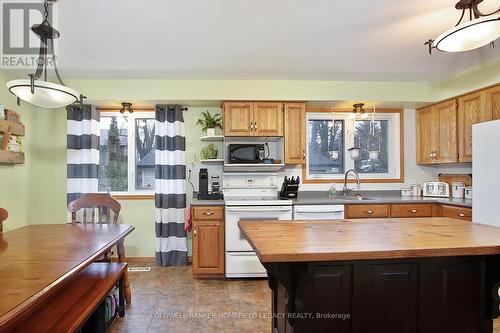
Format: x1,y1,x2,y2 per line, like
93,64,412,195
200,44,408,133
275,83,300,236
425,0,500,53
6,0,85,109
119,102,134,114
351,103,368,119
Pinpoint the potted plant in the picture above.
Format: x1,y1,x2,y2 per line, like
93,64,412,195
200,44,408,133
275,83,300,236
196,111,222,137
201,144,218,160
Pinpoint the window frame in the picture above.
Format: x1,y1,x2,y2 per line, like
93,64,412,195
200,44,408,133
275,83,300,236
303,109,404,184
99,108,156,199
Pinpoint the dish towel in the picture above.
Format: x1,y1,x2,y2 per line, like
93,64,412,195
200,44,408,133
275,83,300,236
184,206,192,232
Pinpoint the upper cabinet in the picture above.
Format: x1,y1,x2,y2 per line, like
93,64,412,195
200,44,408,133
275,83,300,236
284,103,306,164
223,102,283,137
486,85,500,120
416,84,499,165
457,91,490,162
416,100,457,164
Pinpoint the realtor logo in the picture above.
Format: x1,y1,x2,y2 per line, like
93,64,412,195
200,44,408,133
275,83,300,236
1,0,58,69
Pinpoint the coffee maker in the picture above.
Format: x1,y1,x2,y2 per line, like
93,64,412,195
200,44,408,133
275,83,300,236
197,168,223,200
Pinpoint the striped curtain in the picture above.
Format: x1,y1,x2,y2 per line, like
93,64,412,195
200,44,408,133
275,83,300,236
67,105,100,204
155,105,187,266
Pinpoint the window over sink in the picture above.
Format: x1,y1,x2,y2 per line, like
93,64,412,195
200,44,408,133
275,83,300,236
305,110,403,183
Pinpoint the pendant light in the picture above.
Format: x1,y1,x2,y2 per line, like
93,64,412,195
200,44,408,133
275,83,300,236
425,0,500,53
119,102,134,114
351,103,368,119
6,0,85,108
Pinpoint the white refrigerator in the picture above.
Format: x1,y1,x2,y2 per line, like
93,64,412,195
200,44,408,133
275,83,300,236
472,119,500,225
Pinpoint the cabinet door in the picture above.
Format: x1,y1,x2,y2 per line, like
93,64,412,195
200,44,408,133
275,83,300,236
253,102,284,136
458,92,489,162
416,106,439,164
486,85,500,120
223,102,253,136
353,264,418,333
192,220,224,275
284,103,306,164
434,100,458,163
441,205,472,222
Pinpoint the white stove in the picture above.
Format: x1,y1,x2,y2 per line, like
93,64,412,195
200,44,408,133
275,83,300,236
223,173,293,278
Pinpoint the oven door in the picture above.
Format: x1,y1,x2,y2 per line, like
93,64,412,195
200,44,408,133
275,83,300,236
225,205,293,252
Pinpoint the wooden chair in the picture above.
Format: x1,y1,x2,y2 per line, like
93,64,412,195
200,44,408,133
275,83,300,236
0,207,8,233
67,193,131,304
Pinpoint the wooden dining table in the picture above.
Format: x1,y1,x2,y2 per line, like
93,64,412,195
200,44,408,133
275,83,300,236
0,223,135,331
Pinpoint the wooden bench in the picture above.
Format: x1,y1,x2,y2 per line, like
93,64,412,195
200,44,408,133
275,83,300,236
9,262,127,333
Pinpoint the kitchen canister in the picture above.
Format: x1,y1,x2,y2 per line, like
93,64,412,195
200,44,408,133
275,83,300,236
401,187,412,197
465,186,472,200
410,184,422,197
451,182,465,199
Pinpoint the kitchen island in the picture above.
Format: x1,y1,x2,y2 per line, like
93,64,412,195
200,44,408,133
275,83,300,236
239,218,500,333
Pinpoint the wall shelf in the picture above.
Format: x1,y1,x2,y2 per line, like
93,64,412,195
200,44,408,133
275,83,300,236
0,151,25,164
200,135,224,142
200,159,224,164
0,120,25,136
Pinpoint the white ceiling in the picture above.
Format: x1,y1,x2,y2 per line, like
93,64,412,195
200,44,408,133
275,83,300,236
48,0,500,81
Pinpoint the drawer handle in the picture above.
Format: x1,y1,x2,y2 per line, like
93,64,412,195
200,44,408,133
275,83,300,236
204,212,214,216
365,210,374,214
459,213,465,217
409,209,418,213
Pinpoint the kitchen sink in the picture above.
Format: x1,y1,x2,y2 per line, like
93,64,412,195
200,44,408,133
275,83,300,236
330,194,377,201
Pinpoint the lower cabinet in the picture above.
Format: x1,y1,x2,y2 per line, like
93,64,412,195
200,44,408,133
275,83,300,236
441,205,472,222
345,203,471,221
192,205,225,278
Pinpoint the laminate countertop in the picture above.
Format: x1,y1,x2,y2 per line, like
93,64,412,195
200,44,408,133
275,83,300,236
239,218,500,263
190,191,472,208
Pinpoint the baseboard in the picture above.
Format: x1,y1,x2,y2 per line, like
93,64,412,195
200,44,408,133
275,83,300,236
113,256,193,264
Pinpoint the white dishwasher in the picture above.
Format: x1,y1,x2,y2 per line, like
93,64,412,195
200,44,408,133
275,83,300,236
293,205,345,220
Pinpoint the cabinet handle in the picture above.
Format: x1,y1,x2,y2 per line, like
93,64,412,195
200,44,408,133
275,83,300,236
254,122,258,131
250,122,254,130
459,213,465,217
204,212,214,216
302,150,306,159
365,210,374,214
409,209,418,213
193,229,197,236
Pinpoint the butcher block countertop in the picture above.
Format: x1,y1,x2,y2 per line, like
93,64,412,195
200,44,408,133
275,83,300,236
238,218,500,263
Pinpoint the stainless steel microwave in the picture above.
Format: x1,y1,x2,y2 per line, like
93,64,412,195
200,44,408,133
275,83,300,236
228,144,265,164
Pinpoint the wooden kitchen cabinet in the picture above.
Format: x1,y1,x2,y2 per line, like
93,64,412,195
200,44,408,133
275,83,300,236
486,85,500,120
192,206,225,278
390,204,433,218
458,91,490,162
416,100,457,164
284,102,306,164
223,102,253,136
441,205,472,222
345,204,390,218
223,101,283,137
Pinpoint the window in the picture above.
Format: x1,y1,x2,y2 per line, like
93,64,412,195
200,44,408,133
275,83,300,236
305,111,402,182
98,112,155,194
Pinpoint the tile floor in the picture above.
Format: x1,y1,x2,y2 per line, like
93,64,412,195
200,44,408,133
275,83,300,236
113,264,500,333
111,265,271,333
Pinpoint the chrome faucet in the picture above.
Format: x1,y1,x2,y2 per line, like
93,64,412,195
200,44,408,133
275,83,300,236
342,169,360,195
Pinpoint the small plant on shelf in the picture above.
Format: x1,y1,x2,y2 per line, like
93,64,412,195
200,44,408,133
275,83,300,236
201,144,218,160
196,111,222,136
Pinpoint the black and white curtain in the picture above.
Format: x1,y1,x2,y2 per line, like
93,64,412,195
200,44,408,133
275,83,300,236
155,105,187,266
67,105,100,204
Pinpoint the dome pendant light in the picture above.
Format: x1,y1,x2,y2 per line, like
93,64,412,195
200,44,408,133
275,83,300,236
425,0,500,53
6,0,85,109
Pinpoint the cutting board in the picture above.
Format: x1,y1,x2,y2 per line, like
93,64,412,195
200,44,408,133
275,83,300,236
438,173,472,187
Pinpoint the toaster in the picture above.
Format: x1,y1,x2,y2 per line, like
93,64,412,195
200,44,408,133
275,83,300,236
423,181,450,198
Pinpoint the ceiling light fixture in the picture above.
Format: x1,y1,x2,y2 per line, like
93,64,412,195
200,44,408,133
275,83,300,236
351,103,368,119
6,0,85,109
425,0,500,53
119,102,134,114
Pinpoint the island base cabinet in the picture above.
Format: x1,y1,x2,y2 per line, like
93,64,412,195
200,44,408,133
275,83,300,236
266,256,500,333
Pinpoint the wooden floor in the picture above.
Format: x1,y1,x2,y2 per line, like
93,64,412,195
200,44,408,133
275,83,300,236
112,264,500,333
